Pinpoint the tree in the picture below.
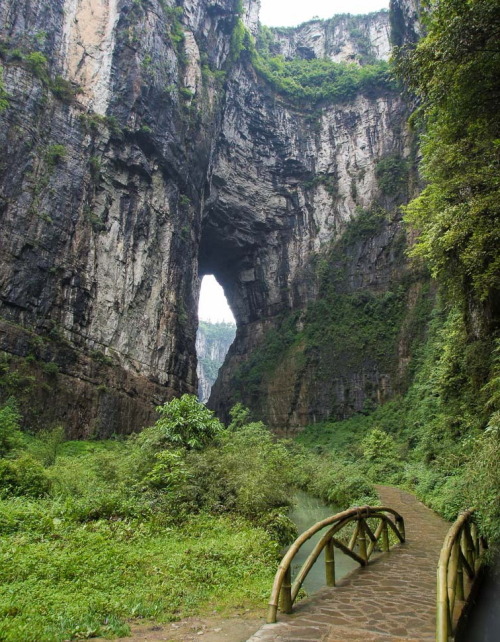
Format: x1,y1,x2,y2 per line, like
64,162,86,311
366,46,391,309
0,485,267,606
395,0,500,303
138,394,224,451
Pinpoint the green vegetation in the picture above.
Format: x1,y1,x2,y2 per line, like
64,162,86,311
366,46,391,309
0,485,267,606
395,0,500,303
0,40,79,102
251,55,396,105
45,144,67,168
25,52,48,79
0,67,9,112
144,394,223,450
0,392,377,640
228,21,397,106
297,297,500,545
197,321,236,399
0,397,288,640
392,0,500,542
0,399,23,457
375,155,409,196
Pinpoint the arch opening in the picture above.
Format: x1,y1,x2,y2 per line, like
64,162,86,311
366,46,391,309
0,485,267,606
196,275,236,404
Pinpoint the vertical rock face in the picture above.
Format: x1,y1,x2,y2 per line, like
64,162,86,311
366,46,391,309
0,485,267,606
0,0,238,434
389,0,421,47
204,16,419,427
269,12,392,64
196,321,235,403
61,0,119,114
0,0,422,435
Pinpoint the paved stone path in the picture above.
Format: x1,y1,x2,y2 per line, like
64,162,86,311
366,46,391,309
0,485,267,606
247,486,450,642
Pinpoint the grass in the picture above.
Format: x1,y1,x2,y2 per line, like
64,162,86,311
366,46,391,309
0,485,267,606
0,508,276,641
0,437,280,641
295,399,408,452
0,390,383,641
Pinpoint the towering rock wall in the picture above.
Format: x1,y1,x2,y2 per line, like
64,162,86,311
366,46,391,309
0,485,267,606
196,321,235,403
269,11,392,64
0,0,242,435
205,9,422,427
0,0,422,435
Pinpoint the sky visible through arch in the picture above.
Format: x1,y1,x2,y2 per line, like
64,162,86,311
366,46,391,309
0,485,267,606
199,275,235,324
198,0,389,324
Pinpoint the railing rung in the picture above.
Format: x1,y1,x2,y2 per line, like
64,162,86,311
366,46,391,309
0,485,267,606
325,538,335,587
280,565,293,614
266,505,406,623
436,509,485,642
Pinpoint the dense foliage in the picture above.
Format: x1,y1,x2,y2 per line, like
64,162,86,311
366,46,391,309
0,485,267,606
251,54,397,105
229,22,398,106
0,394,375,640
392,0,500,543
395,0,500,303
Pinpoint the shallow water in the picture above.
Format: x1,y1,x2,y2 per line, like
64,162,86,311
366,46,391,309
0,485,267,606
288,490,358,595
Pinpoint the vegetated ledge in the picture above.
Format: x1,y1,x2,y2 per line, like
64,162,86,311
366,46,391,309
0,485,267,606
0,317,172,438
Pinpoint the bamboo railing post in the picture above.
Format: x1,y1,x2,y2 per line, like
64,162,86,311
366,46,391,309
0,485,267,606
448,539,460,621
436,562,450,642
280,565,293,614
381,520,389,552
456,556,465,602
471,523,480,563
358,520,368,563
348,522,360,551
396,515,405,541
325,538,336,587
367,519,385,558
465,523,475,570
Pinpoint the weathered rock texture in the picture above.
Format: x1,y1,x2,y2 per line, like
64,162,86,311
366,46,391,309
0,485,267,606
196,321,235,403
270,11,392,64
0,0,422,434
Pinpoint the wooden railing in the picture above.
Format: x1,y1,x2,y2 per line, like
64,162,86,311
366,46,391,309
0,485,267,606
436,509,486,642
267,505,405,623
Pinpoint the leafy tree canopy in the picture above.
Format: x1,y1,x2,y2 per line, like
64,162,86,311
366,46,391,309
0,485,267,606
138,394,224,451
395,0,500,302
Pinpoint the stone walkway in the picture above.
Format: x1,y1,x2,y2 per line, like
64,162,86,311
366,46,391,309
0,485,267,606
247,486,450,642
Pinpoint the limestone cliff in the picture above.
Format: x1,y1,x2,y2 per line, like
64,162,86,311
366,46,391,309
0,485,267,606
196,321,235,403
269,11,392,64
0,0,423,435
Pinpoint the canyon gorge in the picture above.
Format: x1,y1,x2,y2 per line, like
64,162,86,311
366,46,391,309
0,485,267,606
0,0,424,435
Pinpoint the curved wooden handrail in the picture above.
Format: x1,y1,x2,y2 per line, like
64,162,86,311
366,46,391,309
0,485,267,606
436,509,486,642
267,505,405,623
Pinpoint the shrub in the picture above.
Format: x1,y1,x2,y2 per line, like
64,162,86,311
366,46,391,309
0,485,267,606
0,399,23,457
137,394,224,451
255,508,297,547
142,449,190,491
188,422,294,519
29,425,65,466
375,155,409,196
0,456,51,498
25,51,48,79
50,75,79,101
0,68,9,112
45,144,66,167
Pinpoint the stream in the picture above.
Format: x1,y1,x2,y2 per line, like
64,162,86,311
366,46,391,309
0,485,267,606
288,490,358,595
290,492,499,640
